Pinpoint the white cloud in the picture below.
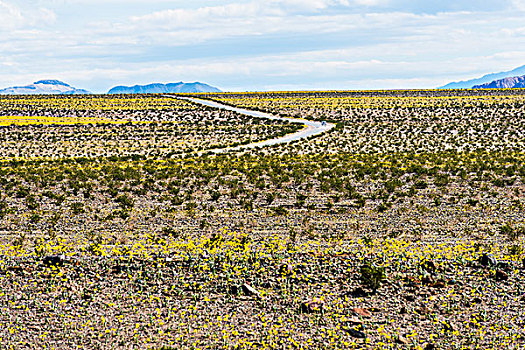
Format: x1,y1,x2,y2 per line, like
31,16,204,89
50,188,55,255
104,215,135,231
353,0,387,6
0,1,24,29
510,0,525,10
0,1,55,29
131,3,271,27
0,0,525,92
130,0,355,28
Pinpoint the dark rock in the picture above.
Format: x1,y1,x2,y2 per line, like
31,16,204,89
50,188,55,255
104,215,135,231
424,343,436,350
479,253,497,267
421,275,434,285
7,266,25,275
260,281,272,289
241,283,260,297
497,261,510,271
43,255,65,267
346,328,366,338
421,260,436,273
495,269,508,281
347,316,363,325
300,299,323,314
431,280,447,288
229,285,239,295
350,287,369,298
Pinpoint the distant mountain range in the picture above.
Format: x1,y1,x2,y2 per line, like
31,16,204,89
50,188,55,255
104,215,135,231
472,75,525,89
0,80,91,95
439,64,525,89
108,82,221,94
0,80,221,95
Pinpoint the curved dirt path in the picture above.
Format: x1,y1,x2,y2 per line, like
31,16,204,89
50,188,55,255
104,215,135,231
169,96,335,153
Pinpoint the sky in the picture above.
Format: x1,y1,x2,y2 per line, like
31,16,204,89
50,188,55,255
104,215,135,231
0,0,525,92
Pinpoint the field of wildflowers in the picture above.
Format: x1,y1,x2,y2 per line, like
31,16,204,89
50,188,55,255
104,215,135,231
0,90,524,349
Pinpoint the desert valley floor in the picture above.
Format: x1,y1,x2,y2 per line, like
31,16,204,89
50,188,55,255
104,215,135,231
0,90,524,349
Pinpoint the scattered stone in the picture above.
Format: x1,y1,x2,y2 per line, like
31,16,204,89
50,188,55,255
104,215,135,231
241,283,261,298
7,266,25,275
229,285,239,295
424,343,436,350
260,281,272,289
479,253,497,267
346,328,366,338
404,295,415,302
421,260,436,273
350,307,372,317
416,306,430,315
396,335,409,344
405,276,421,288
421,275,434,285
495,269,508,281
82,292,93,302
347,316,363,325
431,280,446,288
43,255,65,267
497,261,510,271
350,287,369,298
300,299,323,314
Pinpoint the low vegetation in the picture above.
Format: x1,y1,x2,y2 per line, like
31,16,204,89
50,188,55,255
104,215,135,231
0,89,524,349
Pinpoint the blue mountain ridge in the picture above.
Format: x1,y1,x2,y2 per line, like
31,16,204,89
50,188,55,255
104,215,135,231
107,82,221,94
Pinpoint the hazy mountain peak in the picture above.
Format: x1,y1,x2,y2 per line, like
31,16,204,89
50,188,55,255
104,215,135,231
0,80,91,95
34,80,71,87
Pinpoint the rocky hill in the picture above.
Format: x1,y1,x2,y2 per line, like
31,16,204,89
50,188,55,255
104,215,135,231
108,82,221,94
439,64,525,89
472,75,525,89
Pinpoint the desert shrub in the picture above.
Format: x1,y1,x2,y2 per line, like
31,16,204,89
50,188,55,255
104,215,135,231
360,263,386,292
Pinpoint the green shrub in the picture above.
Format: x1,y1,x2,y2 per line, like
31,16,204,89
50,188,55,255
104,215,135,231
360,263,386,292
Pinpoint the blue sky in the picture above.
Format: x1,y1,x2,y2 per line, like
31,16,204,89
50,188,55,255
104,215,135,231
1,0,525,92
